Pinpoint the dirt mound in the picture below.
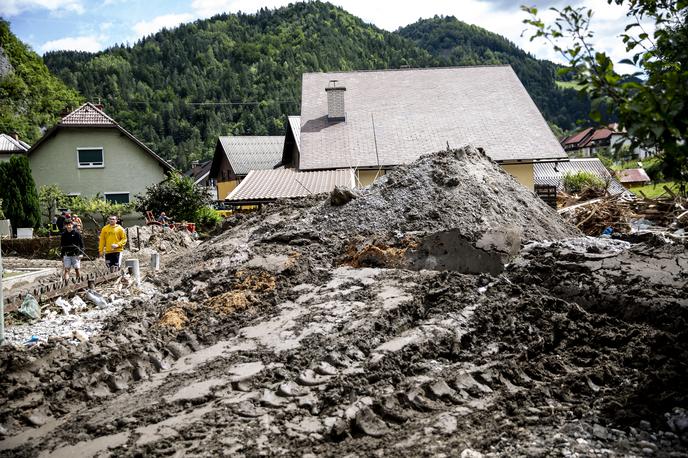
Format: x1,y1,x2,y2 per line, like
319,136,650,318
313,147,579,243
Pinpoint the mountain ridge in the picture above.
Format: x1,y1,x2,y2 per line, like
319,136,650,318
4,2,587,168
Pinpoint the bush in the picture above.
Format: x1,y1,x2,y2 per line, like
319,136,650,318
135,173,211,222
195,206,221,230
562,171,607,194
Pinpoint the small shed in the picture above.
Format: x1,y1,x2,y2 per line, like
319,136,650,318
618,168,651,188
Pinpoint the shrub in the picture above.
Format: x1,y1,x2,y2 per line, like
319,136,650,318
195,206,221,230
562,171,607,194
135,173,211,222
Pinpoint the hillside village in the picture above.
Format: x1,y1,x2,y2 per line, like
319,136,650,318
1,1,687,457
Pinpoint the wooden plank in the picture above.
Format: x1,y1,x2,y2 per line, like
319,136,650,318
663,185,677,199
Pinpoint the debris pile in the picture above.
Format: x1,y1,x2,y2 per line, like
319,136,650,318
0,148,686,456
126,224,196,255
559,190,687,236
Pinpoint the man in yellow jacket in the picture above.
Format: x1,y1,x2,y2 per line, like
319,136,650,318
99,215,127,271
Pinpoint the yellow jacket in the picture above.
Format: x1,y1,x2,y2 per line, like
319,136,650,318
99,224,127,254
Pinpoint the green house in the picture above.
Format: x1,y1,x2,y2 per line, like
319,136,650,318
27,103,173,205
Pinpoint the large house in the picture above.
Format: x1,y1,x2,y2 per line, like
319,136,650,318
0,133,30,162
227,65,568,205
27,103,173,204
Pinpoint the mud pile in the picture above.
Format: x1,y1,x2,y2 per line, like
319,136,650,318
0,149,686,456
250,147,580,274
314,147,579,242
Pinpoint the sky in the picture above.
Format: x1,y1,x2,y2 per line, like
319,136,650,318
1,0,638,68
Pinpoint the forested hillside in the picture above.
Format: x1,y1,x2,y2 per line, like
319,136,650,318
397,16,590,130
0,20,82,145
43,2,435,168
37,2,587,169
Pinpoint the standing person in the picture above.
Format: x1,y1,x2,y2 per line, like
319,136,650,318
60,220,84,280
99,215,127,272
56,211,66,233
71,213,83,232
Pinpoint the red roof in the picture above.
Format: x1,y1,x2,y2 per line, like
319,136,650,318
618,168,650,183
562,127,593,147
61,103,117,126
580,128,613,147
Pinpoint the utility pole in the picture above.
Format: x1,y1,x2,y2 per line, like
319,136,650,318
0,237,4,344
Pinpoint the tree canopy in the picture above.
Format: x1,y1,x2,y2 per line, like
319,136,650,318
0,19,82,144
523,0,687,185
0,155,41,231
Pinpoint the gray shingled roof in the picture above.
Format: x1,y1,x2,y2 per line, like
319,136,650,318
226,168,354,202
299,66,567,170
218,136,285,176
60,102,117,126
534,158,627,195
287,116,301,151
0,134,30,152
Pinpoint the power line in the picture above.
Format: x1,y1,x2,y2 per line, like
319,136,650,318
123,100,299,106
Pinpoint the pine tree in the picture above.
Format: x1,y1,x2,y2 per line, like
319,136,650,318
0,155,41,231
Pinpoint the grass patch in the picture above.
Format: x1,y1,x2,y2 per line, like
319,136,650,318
631,181,678,198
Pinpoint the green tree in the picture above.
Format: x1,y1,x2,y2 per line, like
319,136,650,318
38,184,68,222
0,20,82,143
135,172,211,222
522,1,688,187
70,195,134,233
0,155,41,231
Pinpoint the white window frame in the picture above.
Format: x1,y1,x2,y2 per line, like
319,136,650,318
77,147,104,168
103,192,130,204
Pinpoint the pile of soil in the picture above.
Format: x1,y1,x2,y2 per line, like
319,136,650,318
0,149,685,456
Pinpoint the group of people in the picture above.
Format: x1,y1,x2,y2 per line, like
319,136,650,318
52,211,83,234
59,214,127,280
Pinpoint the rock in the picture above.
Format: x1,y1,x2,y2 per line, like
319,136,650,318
460,449,484,458
354,407,389,437
330,186,358,206
427,380,456,399
25,413,47,427
314,361,338,376
593,424,608,440
260,390,284,408
234,401,264,418
278,382,308,397
297,369,331,386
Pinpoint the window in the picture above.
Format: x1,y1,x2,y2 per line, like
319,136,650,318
104,192,130,204
77,148,104,168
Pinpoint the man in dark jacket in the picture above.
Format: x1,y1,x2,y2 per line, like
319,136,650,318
61,220,84,280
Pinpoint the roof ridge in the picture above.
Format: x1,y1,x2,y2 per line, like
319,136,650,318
303,64,512,77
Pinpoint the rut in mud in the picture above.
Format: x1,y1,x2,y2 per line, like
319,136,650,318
0,147,686,456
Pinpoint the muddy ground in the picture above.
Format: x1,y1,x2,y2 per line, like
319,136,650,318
1,148,686,457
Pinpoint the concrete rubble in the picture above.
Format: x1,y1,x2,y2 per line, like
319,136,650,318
0,146,686,456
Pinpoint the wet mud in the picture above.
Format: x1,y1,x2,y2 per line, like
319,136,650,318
1,148,686,456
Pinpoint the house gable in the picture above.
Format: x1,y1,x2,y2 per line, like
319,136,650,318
28,127,169,200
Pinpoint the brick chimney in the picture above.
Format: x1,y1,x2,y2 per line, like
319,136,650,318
94,103,105,111
10,132,19,141
325,80,346,122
